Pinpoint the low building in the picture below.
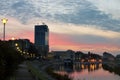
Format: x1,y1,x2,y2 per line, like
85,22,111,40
53,50,75,61
102,52,115,62
53,51,66,60
116,54,120,62
75,51,84,61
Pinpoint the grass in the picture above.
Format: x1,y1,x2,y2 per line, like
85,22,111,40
45,66,71,80
26,61,48,80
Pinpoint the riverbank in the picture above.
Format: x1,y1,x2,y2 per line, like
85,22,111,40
26,60,72,80
14,61,34,80
27,60,55,80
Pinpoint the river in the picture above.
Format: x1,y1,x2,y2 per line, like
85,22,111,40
53,62,120,80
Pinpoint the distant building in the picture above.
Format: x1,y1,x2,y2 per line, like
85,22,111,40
102,52,115,62
34,24,49,58
53,51,66,60
75,51,84,61
116,54,120,62
8,39,36,58
53,50,75,60
9,39,31,51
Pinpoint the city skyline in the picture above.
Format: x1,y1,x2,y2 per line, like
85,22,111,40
0,0,120,55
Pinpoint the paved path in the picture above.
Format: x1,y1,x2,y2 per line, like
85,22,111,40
15,62,34,80
31,60,56,80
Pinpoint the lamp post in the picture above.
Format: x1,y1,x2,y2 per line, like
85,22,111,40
1,18,8,41
11,37,15,47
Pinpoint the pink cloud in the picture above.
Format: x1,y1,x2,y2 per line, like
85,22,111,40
5,29,120,54
6,30,34,43
49,32,120,54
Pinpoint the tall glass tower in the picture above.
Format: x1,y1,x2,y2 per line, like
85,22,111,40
34,24,49,58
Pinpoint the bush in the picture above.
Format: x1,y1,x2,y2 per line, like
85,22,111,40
0,41,24,80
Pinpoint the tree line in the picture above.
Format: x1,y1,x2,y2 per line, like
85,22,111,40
0,41,24,80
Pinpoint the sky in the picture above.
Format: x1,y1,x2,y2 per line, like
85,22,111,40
0,0,120,55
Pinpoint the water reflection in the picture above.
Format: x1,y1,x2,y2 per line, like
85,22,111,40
103,64,120,76
54,62,102,75
53,62,120,80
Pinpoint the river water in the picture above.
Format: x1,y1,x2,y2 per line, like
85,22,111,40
53,62,120,80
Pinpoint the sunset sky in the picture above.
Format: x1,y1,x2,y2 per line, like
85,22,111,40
0,0,120,55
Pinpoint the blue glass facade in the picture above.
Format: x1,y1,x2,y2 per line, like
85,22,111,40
34,25,49,57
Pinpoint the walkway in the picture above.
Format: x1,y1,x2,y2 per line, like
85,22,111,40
15,62,34,80
31,60,55,80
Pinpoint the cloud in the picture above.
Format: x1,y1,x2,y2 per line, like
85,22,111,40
0,0,120,54
50,32,120,55
0,0,120,32
0,16,119,54
27,19,120,46
87,0,120,20
47,22,120,39
0,17,34,40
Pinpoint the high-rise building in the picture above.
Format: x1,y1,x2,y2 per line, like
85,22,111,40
34,24,49,58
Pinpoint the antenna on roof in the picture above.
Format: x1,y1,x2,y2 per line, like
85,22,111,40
42,22,46,25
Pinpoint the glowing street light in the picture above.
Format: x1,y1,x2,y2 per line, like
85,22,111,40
15,43,18,46
1,18,8,41
11,37,15,40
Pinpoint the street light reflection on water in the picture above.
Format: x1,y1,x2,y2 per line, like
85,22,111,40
54,63,120,80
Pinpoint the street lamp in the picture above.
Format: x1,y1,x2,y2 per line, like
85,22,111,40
1,18,8,41
11,37,15,40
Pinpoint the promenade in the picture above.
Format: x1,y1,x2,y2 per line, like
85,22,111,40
29,60,55,80
15,62,34,80
14,60,55,80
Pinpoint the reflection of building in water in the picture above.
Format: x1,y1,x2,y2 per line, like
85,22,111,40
102,63,120,75
53,62,102,75
88,64,97,71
